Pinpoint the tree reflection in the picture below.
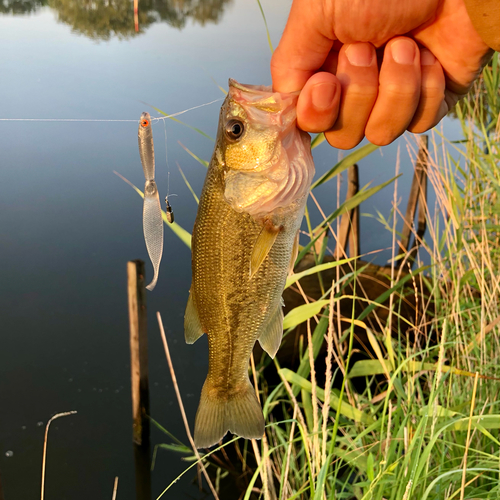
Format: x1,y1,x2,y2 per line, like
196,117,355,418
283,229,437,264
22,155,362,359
44,0,232,40
149,0,232,28
0,0,48,14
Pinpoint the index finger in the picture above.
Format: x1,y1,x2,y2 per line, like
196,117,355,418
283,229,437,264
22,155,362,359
271,0,335,93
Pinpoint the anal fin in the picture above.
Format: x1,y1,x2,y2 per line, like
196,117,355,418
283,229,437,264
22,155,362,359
184,289,205,344
258,305,284,358
250,221,281,278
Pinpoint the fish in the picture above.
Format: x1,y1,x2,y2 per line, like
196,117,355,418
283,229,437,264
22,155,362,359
138,112,164,291
184,80,315,448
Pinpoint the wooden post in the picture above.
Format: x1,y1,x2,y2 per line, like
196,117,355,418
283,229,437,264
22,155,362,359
0,469,4,500
133,444,151,500
413,137,428,246
347,164,360,258
128,260,150,445
398,135,429,265
127,260,151,500
335,164,360,259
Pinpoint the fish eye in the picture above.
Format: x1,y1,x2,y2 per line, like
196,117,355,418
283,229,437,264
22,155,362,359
225,119,244,141
141,119,149,127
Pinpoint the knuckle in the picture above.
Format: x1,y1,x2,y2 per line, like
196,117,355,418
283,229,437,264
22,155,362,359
345,83,378,101
421,86,445,101
383,83,420,100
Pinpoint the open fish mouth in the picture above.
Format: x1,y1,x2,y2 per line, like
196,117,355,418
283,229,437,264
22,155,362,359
222,80,314,217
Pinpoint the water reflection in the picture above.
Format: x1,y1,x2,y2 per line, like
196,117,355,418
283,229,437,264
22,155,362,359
2,0,233,39
146,0,234,28
0,0,47,14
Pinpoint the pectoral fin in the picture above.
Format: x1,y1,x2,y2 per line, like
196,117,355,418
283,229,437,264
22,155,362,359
250,223,281,278
289,230,300,275
184,289,204,344
258,305,284,358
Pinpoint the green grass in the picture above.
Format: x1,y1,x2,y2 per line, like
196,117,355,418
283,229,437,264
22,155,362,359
248,56,500,500
148,55,500,500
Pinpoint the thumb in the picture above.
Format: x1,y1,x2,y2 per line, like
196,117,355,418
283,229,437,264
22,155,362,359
271,0,334,93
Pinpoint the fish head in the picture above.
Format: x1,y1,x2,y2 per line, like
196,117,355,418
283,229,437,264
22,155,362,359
216,80,314,217
220,80,298,172
139,112,151,128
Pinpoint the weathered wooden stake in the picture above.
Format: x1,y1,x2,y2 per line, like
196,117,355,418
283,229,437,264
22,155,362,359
127,260,151,500
347,164,360,258
128,260,150,446
335,164,360,259
133,443,151,500
0,469,4,500
398,135,429,265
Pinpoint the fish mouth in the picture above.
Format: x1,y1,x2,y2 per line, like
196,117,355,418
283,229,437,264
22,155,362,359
228,79,299,113
228,79,300,97
228,79,271,94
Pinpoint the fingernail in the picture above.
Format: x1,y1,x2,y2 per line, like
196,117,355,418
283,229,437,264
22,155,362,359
421,50,436,66
391,39,416,65
345,43,374,67
311,82,337,111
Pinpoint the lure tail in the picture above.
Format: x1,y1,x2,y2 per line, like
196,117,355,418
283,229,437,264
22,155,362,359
143,181,163,291
193,377,265,449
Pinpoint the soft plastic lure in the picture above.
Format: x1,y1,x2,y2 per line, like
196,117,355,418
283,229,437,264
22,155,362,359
138,112,163,291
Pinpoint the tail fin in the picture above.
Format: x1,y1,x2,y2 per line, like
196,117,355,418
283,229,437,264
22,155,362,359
193,379,265,449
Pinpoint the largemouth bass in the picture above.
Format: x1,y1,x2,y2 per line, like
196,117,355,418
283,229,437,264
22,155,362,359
185,80,315,448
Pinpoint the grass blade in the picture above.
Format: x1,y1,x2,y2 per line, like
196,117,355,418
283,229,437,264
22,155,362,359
311,133,325,149
256,0,273,53
177,162,199,204
178,141,209,168
285,257,357,289
311,143,378,189
283,299,330,330
280,368,375,424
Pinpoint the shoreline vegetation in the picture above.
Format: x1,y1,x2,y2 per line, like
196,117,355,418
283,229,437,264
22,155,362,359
150,54,500,499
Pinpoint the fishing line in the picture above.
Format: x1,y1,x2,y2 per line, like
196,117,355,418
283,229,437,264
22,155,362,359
163,119,177,223
163,118,169,173
0,98,223,123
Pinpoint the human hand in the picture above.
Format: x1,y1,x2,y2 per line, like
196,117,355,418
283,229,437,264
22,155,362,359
271,0,494,149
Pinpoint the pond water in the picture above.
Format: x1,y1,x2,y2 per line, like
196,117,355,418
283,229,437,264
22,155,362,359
0,1,464,498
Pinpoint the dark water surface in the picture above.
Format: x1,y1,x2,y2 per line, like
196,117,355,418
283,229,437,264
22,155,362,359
0,1,463,498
